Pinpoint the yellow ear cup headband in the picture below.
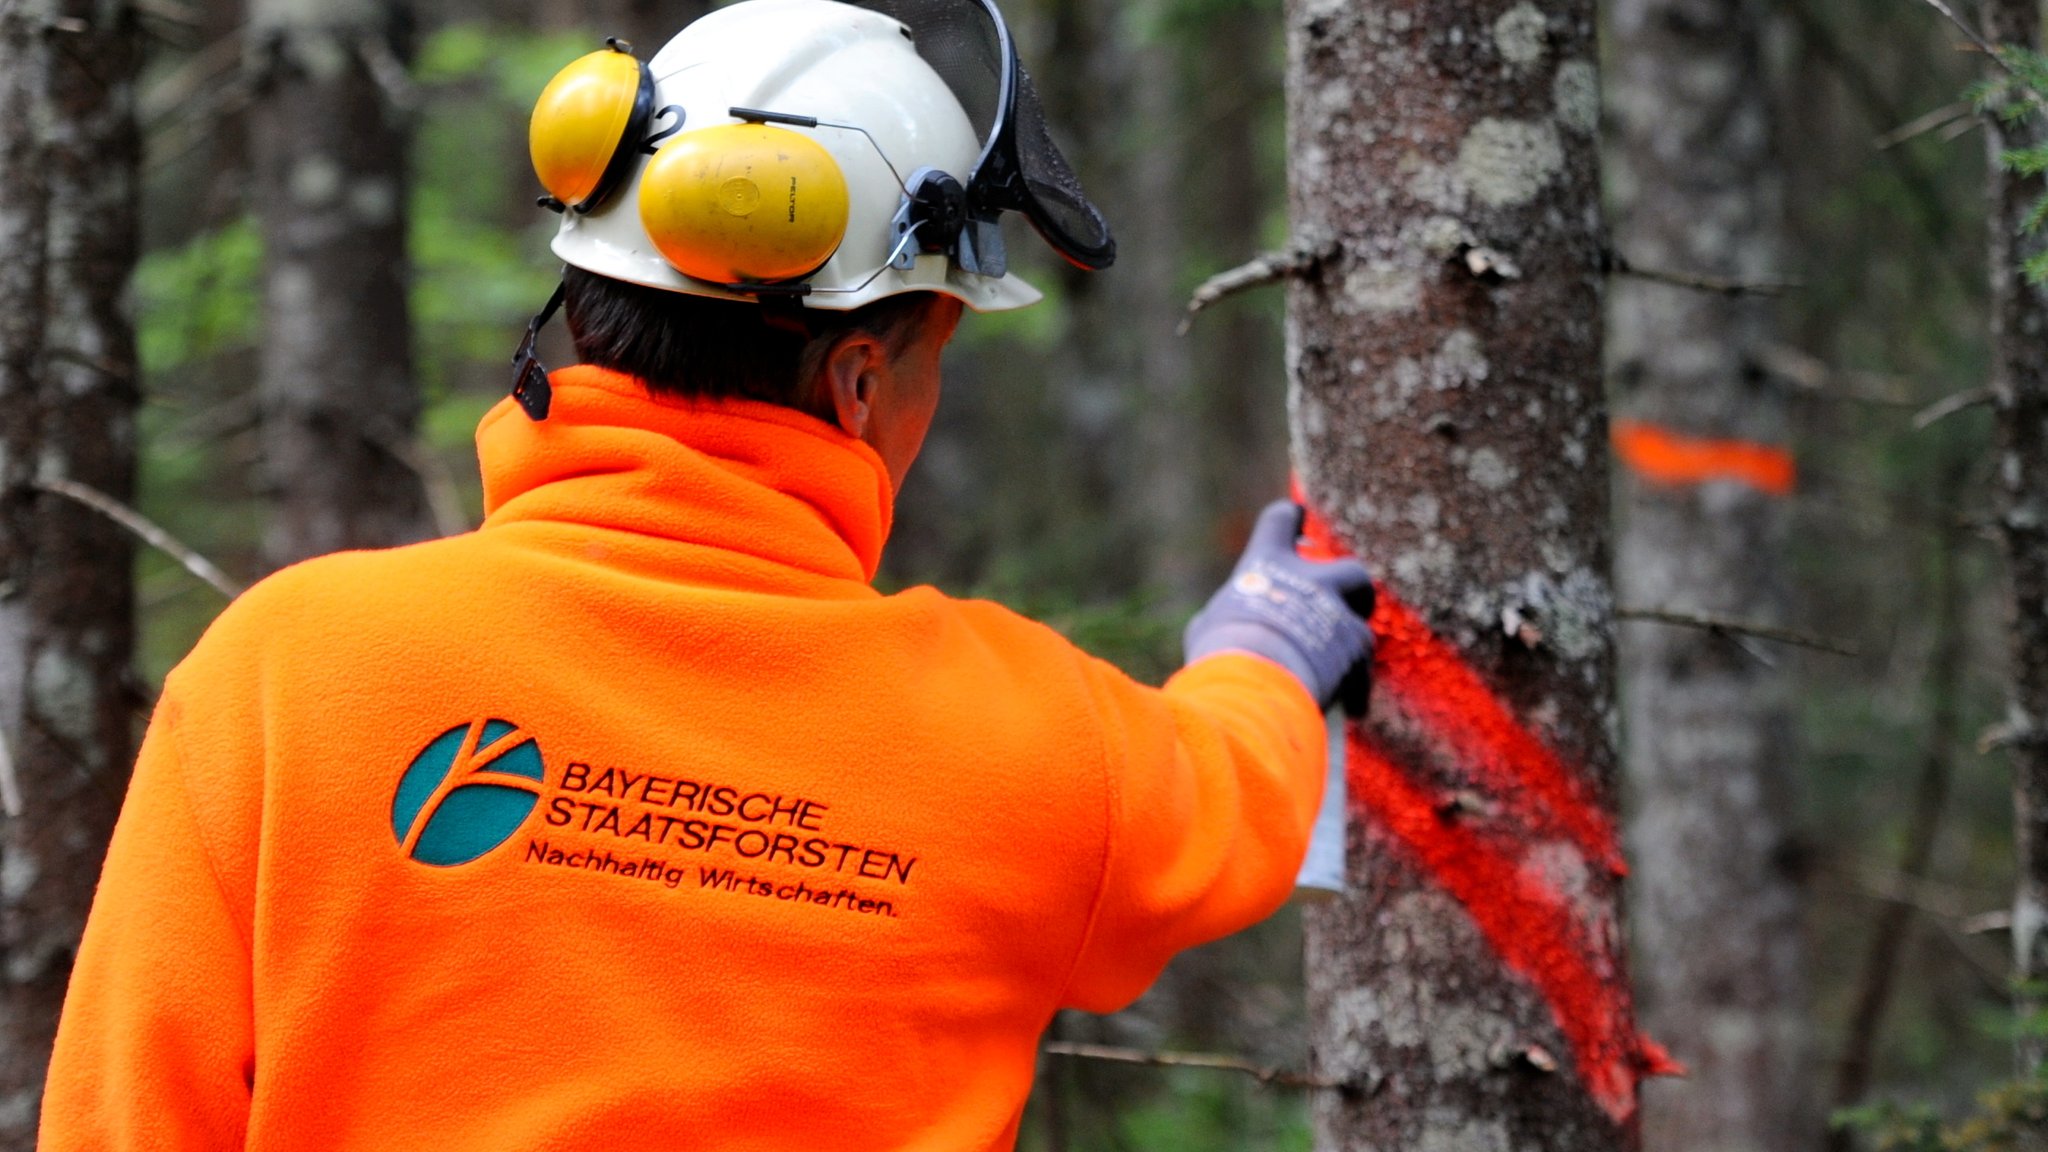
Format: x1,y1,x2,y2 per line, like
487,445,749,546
637,121,853,287
530,39,675,214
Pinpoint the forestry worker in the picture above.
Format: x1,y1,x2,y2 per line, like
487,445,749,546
38,1,1376,1148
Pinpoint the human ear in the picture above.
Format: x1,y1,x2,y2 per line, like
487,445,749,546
825,334,889,438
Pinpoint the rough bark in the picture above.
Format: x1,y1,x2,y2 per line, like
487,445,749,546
1984,0,2048,1075
0,0,142,1141
249,0,432,568
1606,0,1810,1147
1284,0,1640,1146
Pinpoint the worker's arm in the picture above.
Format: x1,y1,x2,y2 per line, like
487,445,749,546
1059,501,1372,1012
40,691,255,1149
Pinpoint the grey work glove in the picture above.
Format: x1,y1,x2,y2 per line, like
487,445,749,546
1183,500,1376,713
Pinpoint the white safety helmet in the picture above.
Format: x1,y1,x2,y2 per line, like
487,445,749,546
512,0,1114,418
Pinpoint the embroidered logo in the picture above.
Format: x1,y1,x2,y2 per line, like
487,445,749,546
392,720,546,866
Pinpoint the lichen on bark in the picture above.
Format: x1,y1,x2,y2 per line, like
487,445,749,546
1284,0,1638,1145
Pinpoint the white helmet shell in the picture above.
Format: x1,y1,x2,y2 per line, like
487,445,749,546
549,0,1043,313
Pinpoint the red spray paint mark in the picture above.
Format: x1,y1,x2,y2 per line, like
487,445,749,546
1612,419,1796,496
1293,484,1623,874
1290,479,1678,1124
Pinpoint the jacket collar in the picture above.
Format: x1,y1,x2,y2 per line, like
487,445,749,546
476,366,895,585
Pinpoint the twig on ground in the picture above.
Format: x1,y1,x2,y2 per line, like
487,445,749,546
1618,608,1859,657
1913,386,1995,430
1876,100,1976,149
33,478,244,598
1179,242,1338,335
1041,1041,1339,1090
1607,252,1801,297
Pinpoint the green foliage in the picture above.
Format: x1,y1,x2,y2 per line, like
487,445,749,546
411,24,581,396
1835,1074,2048,1152
1835,994,2048,1151
1034,594,1186,685
134,219,262,374
1981,46,2048,283
1109,1070,1309,1152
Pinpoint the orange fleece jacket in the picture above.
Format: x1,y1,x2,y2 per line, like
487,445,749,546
41,366,1325,1151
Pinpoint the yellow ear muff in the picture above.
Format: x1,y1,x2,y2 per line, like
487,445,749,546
529,42,655,212
636,123,852,285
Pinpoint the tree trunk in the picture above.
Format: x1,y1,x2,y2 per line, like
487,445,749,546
1192,4,1289,583
1284,0,1649,1146
1606,0,1811,1146
1984,0,2048,1076
249,0,432,569
0,0,142,1142
1128,23,1202,607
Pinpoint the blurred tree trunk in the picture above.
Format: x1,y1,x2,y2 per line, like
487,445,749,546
1191,3,1288,583
249,0,432,568
1285,0,1643,1147
1984,0,2048,1074
0,0,142,1143
1607,0,1810,1146
1129,25,1200,607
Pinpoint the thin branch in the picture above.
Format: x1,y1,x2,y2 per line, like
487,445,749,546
1179,242,1337,335
135,0,202,27
33,478,244,598
356,33,418,113
1913,386,1995,430
1812,869,2009,994
1876,99,1977,149
1964,909,2014,935
44,345,135,383
0,726,22,819
1607,252,1801,297
1040,1041,1340,1090
1829,499,1966,1145
1755,344,1919,408
140,30,242,128
1618,607,1859,657
1904,0,2011,73
1839,871,2010,992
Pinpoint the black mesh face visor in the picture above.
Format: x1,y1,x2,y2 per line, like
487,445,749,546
847,0,1116,271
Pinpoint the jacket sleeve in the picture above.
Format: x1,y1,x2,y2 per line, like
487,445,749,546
40,693,255,1150
1059,651,1327,1013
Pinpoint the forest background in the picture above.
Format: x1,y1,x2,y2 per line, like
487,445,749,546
0,0,2037,1145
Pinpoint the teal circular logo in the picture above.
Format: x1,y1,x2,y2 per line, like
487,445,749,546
392,719,545,867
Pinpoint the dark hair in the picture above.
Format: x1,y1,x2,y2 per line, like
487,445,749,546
563,267,936,418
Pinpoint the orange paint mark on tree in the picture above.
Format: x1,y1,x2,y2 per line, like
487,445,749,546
1611,419,1796,496
1289,479,1677,1124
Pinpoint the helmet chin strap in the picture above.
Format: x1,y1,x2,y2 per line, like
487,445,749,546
511,280,568,422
